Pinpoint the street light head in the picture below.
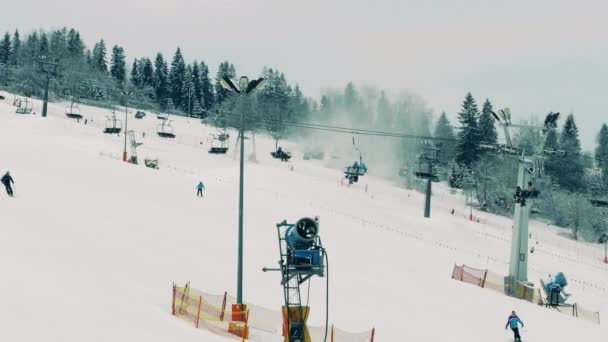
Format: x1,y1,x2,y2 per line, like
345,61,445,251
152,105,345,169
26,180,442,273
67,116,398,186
239,76,249,92
220,77,240,93
245,77,265,94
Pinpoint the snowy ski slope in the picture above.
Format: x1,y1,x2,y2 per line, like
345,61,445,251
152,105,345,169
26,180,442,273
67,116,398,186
0,92,607,341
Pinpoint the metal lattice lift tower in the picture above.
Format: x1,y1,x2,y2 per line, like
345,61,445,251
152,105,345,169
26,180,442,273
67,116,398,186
491,109,561,289
415,141,440,218
264,217,327,342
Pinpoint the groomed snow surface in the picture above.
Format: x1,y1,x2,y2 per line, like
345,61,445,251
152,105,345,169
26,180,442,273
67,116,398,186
1,92,607,342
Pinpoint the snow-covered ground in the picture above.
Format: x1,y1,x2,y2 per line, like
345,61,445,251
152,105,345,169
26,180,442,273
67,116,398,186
1,92,607,341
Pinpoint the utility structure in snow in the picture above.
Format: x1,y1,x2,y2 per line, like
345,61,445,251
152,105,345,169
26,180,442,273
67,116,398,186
415,141,441,218
38,56,59,118
490,109,561,291
263,217,327,342
219,75,265,307
127,130,142,164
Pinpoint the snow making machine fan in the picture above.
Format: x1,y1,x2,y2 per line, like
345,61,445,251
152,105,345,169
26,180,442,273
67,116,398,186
264,217,328,342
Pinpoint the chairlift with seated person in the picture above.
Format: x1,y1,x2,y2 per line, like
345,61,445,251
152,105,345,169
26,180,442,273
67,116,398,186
15,97,33,114
208,131,230,154
271,146,291,161
103,113,122,134
344,137,367,184
157,118,176,138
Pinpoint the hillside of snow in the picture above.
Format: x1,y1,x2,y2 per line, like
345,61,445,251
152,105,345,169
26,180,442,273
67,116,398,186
1,92,607,342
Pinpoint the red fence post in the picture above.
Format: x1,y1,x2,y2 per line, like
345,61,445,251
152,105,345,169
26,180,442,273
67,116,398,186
195,296,202,328
331,324,334,342
482,270,488,288
371,327,375,342
220,292,227,321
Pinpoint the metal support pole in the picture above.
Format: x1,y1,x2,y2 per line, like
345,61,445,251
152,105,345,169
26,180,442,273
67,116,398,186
424,162,432,218
508,159,531,283
123,105,128,162
237,99,245,304
604,238,607,264
42,75,50,117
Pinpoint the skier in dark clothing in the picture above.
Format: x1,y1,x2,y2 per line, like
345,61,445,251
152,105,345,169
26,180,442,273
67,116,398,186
1,171,15,197
505,311,524,342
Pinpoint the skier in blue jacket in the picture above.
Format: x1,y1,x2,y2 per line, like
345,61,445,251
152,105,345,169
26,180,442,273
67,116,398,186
196,181,205,197
505,311,524,342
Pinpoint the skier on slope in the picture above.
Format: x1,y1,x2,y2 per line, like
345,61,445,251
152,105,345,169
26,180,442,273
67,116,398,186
505,310,524,342
196,181,205,198
1,171,15,197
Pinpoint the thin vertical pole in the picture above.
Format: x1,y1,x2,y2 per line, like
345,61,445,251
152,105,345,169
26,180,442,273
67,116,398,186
237,96,245,304
42,74,50,117
123,105,128,162
424,161,432,218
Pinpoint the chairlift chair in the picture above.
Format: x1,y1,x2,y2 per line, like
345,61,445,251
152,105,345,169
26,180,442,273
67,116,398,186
208,132,230,154
135,111,146,119
271,148,292,161
157,120,176,138
344,137,367,184
15,98,33,114
103,114,122,134
65,103,83,119
144,158,159,169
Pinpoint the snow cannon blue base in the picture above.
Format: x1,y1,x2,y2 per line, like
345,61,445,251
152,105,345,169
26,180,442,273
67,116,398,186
540,272,571,306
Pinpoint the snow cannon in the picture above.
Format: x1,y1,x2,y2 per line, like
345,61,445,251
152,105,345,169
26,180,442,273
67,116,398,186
285,217,323,270
285,217,318,250
540,272,571,306
264,217,327,342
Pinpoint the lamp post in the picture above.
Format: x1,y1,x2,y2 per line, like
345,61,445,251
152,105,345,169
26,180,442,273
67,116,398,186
121,89,133,162
220,76,264,305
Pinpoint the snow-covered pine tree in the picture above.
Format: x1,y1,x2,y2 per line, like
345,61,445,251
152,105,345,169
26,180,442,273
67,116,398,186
169,47,186,110
92,39,108,73
130,58,140,87
0,32,12,64
479,99,497,146
199,61,214,111
434,111,456,163
9,30,20,66
153,53,170,107
555,113,584,191
596,123,608,186
110,45,126,83
139,58,154,88
38,32,50,57
190,62,203,114
66,29,84,58
455,92,482,166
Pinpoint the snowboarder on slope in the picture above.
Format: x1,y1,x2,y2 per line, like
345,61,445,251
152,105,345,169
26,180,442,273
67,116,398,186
1,171,15,197
196,181,205,197
505,310,524,342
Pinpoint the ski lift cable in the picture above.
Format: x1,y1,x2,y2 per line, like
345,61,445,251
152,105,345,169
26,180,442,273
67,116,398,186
211,110,606,164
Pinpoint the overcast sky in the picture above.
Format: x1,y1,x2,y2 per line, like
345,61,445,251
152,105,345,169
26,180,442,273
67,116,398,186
2,0,607,150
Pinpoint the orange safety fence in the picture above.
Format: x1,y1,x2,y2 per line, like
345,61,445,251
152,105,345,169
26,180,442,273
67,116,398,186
172,283,249,340
451,264,487,288
172,282,375,341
